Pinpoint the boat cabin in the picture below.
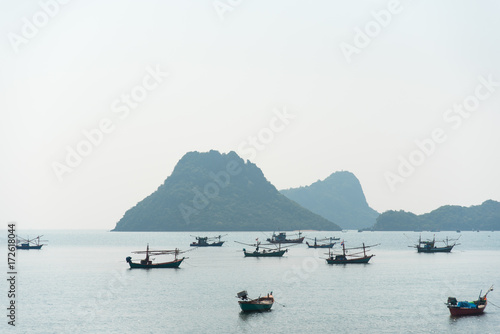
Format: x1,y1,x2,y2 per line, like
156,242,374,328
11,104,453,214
272,232,287,242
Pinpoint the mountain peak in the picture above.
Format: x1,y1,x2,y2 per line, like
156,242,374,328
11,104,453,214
280,171,379,229
113,150,341,231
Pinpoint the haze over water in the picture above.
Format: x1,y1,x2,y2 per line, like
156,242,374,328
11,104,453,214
3,230,499,333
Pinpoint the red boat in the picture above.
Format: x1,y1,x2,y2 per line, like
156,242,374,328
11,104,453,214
446,286,493,316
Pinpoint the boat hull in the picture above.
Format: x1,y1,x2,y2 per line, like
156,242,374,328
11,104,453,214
448,305,486,316
239,297,274,312
243,250,286,257
190,241,224,247
326,255,373,264
417,246,454,253
127,258,184,269
16,245,43,250
268,237,304,244
306,242,334,249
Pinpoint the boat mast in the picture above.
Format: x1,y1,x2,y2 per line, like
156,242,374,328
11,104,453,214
483,285,494,298
363,243,366,257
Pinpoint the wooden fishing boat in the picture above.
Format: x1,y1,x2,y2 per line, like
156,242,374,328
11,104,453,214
190,234,226,247
125,244,187,269
16,235,46,250
306,237,336,248
413,235,460,253
326,241,378,264
267,231,304,244
236,239,289,257
237,291,274,312
446,286,493,316
243,248,287,257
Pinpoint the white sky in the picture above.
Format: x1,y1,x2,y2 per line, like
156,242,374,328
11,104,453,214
1,0,499,229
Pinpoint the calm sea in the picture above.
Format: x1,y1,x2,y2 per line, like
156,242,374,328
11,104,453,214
2,230,499,333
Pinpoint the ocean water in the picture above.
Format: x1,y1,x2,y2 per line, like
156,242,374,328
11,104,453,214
2,230,499,333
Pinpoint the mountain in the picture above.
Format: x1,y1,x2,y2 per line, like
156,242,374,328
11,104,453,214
280,171,379,230
112,150,341,231
372,200,500,231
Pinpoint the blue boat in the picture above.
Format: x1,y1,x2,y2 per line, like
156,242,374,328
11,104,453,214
16,235,46,250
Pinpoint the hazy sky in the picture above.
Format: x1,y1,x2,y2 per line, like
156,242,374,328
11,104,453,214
1,1,500,230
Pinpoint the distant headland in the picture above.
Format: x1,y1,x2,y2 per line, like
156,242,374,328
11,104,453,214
111,150,499,232
112,150,341,231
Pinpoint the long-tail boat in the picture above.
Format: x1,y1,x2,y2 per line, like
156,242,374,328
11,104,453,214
446,286,493,316
326,241,378,264
235,239,288,257
190,234,227,247
237,291,274,312
125,244,187,269
267,231,304,244
16,235,47,250
413,235,460,253
306,237,337,248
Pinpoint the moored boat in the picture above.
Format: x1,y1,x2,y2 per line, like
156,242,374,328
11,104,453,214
446,286,493,316
126,244,187,269
16,235,46,250
236,239,289,257
413,235,460,253
190,234,226,247
267,231,304,244
237,291,274,312
326,241,378,264
306,237,337,249
243,248,287,257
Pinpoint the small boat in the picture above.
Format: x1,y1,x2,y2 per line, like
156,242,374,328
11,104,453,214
306,237,337,248
190,234,226,247
267,231,304,244
237,290,274,312
125,244,187,269
326,241,378,264
446,286,493,316
413,235,460,253
236,239,288,257
16,235,47,250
